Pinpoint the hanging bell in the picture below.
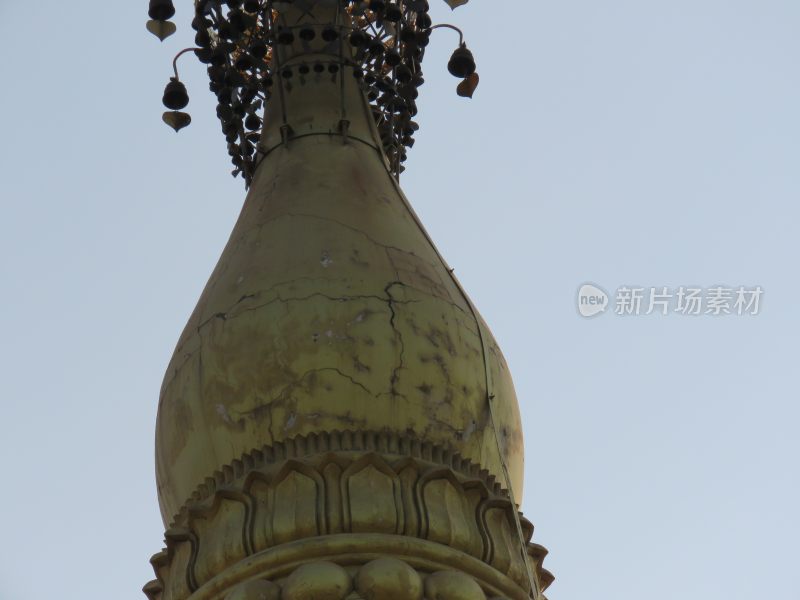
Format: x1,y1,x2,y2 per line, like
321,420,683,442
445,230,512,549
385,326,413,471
349,29,368,48
195,48,215,63
447,44,476,78
195,29,211,47
148,0,175,21
162,78,189,110
250,37,269,57
400,28,417,45
245,114,262,130
217,103,235,123
146,19,176,41
299,27,316,41
208,65,226,83
367,38,385,56
224,68,246,87
384,49,401,67
369,0,386,13
229,9,256,33
456,72,479,98
243,0,260,11
395,64,412,84
385,3,402,21
398,84,418,100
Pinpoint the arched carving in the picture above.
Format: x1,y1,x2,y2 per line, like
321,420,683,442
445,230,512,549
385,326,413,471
188,490,253,586
418,469,484,557
271,460,325,544
341,453,403,534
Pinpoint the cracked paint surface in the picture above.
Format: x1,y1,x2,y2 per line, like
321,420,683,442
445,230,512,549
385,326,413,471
155,91,524,525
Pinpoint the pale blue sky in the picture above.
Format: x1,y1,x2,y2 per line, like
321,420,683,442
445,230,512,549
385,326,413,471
0,1,798,599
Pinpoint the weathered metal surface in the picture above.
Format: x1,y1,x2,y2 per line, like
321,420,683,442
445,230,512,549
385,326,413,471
154,9,524,523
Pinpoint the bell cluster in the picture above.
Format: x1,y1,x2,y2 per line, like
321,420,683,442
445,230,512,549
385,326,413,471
149,0,477,185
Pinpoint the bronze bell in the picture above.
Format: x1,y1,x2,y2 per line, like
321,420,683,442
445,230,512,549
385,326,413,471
250,37,269,57
194,48,214,64
208,65,226,83
385,49,402,67
245,114,262,130
217,103,235,123
162,78,189,110
349,29,368,47
447,44,476,78
148,0,175,21
299,27,315,41
385,3,402,21
395,64,412,84
368,38,385,56
400,28,416,45
235,53,254,71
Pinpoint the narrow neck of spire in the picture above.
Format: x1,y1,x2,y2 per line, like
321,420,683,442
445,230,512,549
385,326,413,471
256,2,387,165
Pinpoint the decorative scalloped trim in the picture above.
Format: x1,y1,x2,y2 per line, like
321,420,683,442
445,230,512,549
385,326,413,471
150,430,552,599
169,429,507,526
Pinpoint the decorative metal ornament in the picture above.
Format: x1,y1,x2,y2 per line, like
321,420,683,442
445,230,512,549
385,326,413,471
162,111,191,132
456,72,479,97
146,19,176,41
148,0,482,184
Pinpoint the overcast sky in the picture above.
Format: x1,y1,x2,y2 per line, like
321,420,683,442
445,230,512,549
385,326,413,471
1,1,798,599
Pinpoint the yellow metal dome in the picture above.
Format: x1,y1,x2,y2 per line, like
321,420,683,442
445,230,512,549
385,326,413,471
155,99,525,522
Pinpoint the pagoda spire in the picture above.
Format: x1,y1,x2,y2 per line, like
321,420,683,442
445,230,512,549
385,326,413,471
144,2,552,599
